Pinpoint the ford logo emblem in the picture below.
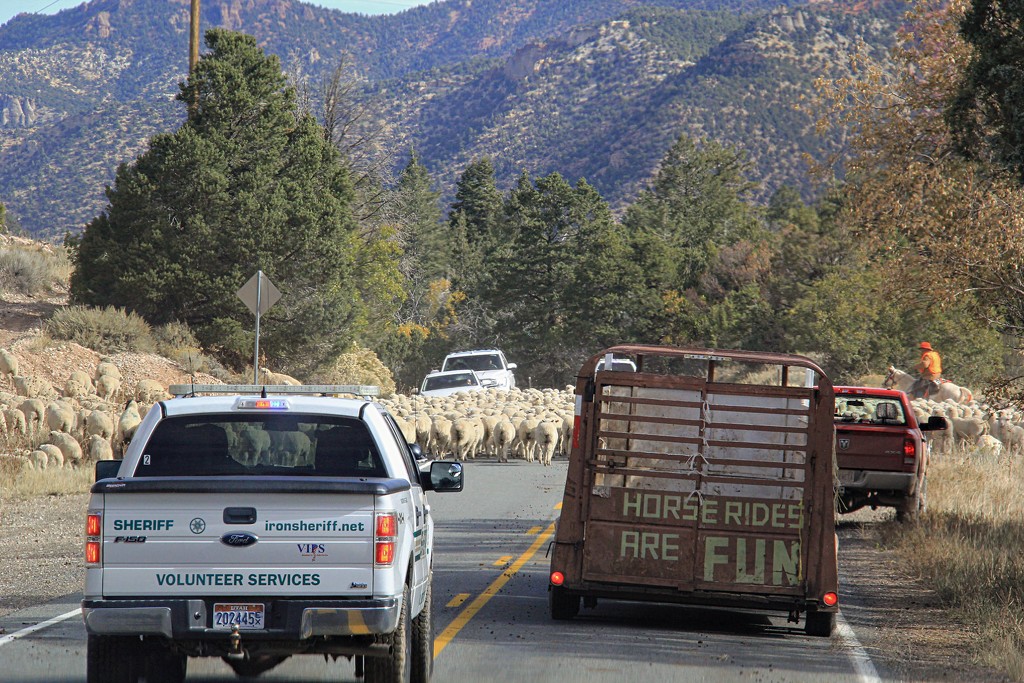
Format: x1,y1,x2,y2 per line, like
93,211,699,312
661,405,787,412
221,532,258,547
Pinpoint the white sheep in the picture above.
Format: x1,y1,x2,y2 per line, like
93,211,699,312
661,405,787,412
94,360,122,383
38,443,64,468
414,414,433,453
450,417,483,462
95,374,121,401
85,409,115,441
975,434,1004,458
117,400,142,450
533,420,561,466
0,348,18,377
517,416,541,462
48,430,83,465
45,400,77,434
18,398,45,436
67,370,95,395
258,367,301,386
392,414,417,445
4,407,27,437
28,449,49,470
949,416,989,449
13,375,54,399
493,417,517,463
430,416,453,458
135,379,169,403
87,434,114,462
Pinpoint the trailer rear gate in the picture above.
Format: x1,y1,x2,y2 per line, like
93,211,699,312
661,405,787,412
554,346,837,621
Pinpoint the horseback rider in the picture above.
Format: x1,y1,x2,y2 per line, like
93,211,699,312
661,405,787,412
909,341,942,399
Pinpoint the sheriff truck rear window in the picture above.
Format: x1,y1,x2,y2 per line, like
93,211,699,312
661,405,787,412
135,416,386,477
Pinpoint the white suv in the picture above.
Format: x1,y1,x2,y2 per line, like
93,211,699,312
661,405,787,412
440,349,517,390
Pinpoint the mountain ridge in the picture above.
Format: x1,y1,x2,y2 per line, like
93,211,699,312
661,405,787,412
0,0,907,237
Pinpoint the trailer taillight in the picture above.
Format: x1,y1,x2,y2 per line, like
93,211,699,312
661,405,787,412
550,571,564,586
823,592,838,607
572,395,583,449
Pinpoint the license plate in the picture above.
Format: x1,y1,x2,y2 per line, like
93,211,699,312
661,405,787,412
213,603,265,630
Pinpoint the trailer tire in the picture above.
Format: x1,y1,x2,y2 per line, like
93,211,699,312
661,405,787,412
86,635,135,683
549,586,580,621
365,583,412,683
804,611,835,637
411,575,434,683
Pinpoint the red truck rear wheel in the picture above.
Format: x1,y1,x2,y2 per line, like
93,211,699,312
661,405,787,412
897,473,927,523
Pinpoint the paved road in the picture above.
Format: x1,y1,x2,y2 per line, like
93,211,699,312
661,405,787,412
0,460,889,682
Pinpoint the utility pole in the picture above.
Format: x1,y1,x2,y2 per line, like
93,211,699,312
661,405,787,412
189,0,200,74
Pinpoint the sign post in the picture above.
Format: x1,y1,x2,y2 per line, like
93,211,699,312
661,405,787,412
236,270,282,384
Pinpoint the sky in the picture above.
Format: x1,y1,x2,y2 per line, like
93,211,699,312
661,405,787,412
0,0,433,28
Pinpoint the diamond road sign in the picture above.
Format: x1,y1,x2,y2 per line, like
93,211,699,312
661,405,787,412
237,271,281,316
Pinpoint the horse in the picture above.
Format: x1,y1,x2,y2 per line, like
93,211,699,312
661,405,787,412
883,365,974,404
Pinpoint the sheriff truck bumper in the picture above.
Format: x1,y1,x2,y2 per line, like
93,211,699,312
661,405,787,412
81,597,401,639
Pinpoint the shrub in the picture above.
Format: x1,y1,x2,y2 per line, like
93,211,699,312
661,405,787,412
46,305,156,354
151,320,227,378
0,245,70,296
312,344,397,397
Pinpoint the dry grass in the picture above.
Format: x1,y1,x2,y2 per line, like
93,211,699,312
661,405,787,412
0,455,93,500
882,449,1024,679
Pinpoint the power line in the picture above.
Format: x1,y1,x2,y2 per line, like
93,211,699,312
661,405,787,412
31,0,75,13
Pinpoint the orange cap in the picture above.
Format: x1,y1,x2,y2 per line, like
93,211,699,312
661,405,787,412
919,341,932,350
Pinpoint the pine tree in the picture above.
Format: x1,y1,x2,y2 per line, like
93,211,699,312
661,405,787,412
488,173,641,385
396,151,449,286
70,30,365,373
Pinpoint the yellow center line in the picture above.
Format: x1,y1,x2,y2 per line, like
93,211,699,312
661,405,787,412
434,521,557,658
492,555,514,566
554,501,563,510
526,526,542,535
445,593,470,608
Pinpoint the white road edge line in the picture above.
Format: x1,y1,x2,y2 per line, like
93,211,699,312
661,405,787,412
836,611,882,683
0,609,80,648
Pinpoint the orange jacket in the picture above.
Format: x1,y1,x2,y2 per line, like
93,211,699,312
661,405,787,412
916,350,942,380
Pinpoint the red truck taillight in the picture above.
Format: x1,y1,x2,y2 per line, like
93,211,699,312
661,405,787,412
86,513,102,565
375,512,396,567
903,437,916,466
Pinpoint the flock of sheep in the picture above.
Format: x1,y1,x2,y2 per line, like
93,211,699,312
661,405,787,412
1,340,1013,476
0,348,167,472
381,388,575,466
909,395,1023,458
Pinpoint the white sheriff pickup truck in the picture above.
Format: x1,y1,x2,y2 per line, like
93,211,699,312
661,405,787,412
82,384,463,683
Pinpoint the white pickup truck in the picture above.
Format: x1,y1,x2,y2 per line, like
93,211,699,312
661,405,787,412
82,384,463,683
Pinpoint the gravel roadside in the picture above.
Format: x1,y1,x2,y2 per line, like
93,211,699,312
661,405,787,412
0,492,88,620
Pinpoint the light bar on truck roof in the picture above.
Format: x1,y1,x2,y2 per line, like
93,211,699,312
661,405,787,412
235,398,289,410
168,384,380,398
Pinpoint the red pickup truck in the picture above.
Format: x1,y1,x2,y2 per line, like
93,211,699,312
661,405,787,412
834,386,948,521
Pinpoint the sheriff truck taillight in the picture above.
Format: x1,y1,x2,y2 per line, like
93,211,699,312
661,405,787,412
375,512,396,567
86,512,102,565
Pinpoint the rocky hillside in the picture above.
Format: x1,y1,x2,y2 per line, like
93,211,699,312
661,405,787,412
0,0,908,237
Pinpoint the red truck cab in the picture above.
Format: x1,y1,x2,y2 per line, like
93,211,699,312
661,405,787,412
834,386,947,522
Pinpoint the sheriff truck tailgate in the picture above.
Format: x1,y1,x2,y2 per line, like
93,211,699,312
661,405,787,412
96,491,375,597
